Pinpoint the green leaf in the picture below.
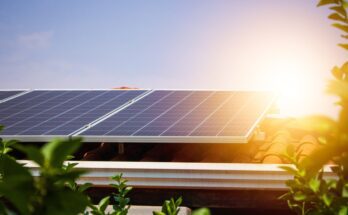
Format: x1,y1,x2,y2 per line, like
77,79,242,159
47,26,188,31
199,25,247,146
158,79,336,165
192,208,211,215
98,196,110,212
332,23,348,33
294,191,307,201
42,138,82,168
332,66,344,79
14,144,44,166
322,194,333,206
330,6,347,17
309,178,320,193
339,206,348,215
0,155,35,215
44,189,90,215
342,184,348,197
317,0,340,6
327,79,348,100
328,12,347,22
78,182,93,193
339,43,348,50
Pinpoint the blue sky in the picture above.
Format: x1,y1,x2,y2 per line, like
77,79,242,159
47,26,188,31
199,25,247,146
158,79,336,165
0,0,346,117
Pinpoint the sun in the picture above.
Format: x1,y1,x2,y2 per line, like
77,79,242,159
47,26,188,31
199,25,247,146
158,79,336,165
265,57,318,117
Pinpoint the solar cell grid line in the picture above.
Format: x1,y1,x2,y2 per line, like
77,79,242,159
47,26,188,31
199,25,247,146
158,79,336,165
80,90,174,136
0,90,53,116
16,90,111,135
104,91,193,136
133,91,214,136
0,91,72,125
81,91,173,134
159,91,234,136
219,93,274,136
216,93,259,136
0,91,24,101
42,90,145,135
184,92,237,136
0,91,90,135
188,92,251,136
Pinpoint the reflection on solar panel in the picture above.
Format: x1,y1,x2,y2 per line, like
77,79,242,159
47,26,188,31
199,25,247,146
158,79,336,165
0,91,25,101
81,90,274,143
0,90,146,136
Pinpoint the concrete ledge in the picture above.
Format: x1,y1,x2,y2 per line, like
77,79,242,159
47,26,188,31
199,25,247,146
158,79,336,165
89,205,191,215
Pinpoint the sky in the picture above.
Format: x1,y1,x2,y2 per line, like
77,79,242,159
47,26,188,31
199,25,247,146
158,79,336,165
0,0,347,117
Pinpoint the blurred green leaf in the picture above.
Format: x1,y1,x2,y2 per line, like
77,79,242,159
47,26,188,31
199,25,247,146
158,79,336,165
294,192,307,201
14,144,44,166
332,23,348,33
43,188,89,215
327,79,348,100
42,138,82,169
322,194,333,206
318,0,340,6
309,178,320,193
0,155,35,215
192,208,211,215
332,66,344,79
330,6,347,17
339,43,348,50
329,12,347,22
99,196,110,212
339,206,348,215
78,182,93,193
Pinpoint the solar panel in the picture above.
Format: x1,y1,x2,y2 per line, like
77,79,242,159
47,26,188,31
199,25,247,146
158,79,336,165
0,90,25,101
81,90,275,143
0,90,147,137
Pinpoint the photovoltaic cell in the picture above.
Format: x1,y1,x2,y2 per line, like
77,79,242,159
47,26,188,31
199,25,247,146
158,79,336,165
81,90,274,142
0,91,24,101
0,90,146,136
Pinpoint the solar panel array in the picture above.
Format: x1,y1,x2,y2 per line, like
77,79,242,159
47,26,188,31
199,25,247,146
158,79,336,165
0,89,274,143
82,91,273,137
0,90,146,136
0,91,24,101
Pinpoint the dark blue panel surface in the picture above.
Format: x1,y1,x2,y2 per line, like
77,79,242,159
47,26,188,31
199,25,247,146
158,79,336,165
0,91,24,101
0,90,146,135
82,91,274,137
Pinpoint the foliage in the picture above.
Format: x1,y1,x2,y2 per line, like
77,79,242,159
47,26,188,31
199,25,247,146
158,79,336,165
153,197,182,215
281,0,348,214
279,145,348,214
88,173,132,215
0,126,17,156
191,208,211,215
88,196,112,215
0,138,90,215
110,173,132,215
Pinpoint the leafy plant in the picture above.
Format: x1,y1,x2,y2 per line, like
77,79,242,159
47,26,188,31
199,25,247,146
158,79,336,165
153,197,182,215
89,196,112,215
88,173,132,215
110,173,132,215
0,138,90,215
280,0,348,214
0,126,16,156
